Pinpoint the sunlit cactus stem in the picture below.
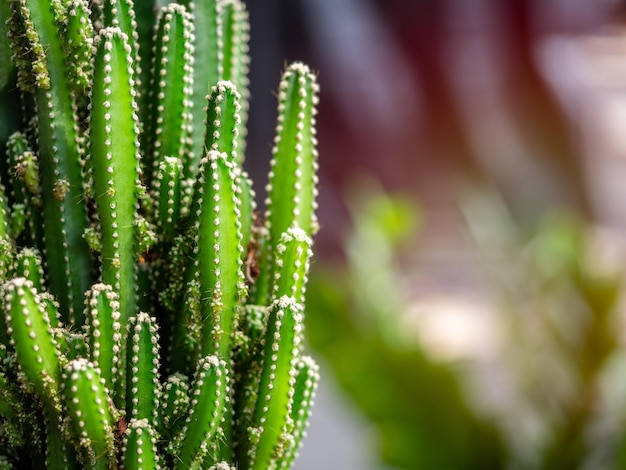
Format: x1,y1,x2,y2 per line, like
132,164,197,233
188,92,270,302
178,0,220,178
88,26,142,403
193,150,245,360
254,63,320,305
246,296,305,469
267,63,320,240
218,0,250,162
89,25,141,323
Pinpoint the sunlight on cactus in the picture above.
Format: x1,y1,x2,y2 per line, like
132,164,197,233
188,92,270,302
0,0,320,468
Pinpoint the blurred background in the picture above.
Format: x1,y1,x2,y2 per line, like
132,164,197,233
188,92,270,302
243,0,626,468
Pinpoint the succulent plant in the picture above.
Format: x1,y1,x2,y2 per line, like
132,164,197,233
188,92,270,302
0,0,320,468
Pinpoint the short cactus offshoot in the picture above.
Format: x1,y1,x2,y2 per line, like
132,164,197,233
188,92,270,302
0,1,320,468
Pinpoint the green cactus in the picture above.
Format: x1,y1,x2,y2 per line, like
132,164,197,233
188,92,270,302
0,1,320,468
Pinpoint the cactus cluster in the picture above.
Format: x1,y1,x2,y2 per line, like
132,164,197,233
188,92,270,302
0,0,320,468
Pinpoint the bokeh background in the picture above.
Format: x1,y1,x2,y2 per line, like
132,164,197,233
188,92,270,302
243,0,626,468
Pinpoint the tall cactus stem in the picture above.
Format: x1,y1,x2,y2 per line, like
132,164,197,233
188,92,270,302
179,0,220,176
61,358,117,469
217,0,250,163
247,296,304,469
147,4,194,187
126,312,160,422
187,80,241,222
122,418,160,470
278,356,319,469
169,355,229,469
88,27,142,401
14,0,95,324
193,150,245,359
2,278,63,413
255,63,319,305
83,283,121,399
265,62,320,239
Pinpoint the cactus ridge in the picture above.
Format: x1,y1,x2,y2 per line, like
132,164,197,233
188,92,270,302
0,1,320,468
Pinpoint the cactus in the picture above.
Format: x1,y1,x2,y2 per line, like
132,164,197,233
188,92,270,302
0,1,320,468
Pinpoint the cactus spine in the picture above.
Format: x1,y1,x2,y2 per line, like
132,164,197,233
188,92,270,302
0,0,320,468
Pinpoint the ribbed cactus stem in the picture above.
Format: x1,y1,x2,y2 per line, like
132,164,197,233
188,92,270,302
187,80,242,223
64,0,93,94
194,150,244,359
15,150,41,200
279,356,319,469
13,247,45,291
159,373,190,439
169,355,229,469
122,418,160,470
205,81,241,162
44,411,76,470
0,238,13,288
179,0,220,177
83,283,121,397
5,132,29,198
62,358,117,469
126,312,160,422
255,63,319,305
266,63,320,239
101,0,141,75
217,0,249,162
14,0,95,324
271,226,312,304
56,330,88,361
248,295,304,469
2,278,63,412
7,132,40,206
89,25,141,335
88,25,143,411
155,156,183,240
148,4,194,185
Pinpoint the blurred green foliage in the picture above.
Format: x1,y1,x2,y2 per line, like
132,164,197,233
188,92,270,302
306,179,507,469
306,180,626,469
